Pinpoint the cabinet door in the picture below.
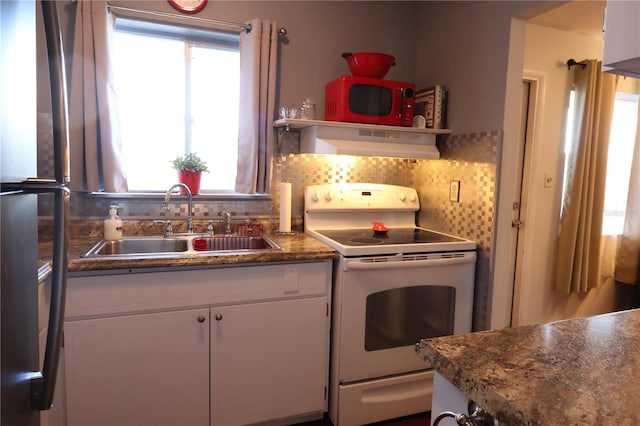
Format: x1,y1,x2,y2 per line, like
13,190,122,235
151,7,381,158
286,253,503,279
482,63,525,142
211,297,328,426
64,309,209,426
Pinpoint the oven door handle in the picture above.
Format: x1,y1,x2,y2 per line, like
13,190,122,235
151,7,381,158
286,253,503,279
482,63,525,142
343,252,476,271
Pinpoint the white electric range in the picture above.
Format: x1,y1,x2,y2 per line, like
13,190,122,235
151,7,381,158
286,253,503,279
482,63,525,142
304,183,477,425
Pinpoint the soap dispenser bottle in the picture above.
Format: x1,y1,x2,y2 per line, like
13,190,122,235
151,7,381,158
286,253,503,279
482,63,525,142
104,205,123,241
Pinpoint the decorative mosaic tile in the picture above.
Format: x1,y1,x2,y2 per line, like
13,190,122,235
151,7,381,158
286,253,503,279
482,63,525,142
273,153,416,219
417,130,502,331
37,113,55,179
69,195,274,221
37,113,56,215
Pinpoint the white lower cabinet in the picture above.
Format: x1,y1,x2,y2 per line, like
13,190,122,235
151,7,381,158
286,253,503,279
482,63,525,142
211,298,328,426
57,261,331,426
64,309,210,426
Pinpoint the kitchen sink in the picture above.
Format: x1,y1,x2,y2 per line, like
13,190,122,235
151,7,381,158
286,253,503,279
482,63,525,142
82,234,280,257
83,237,189,257
192,236,277,251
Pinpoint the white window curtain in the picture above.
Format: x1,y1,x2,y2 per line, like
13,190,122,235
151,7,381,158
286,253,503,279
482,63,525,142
68,0,127,192
235,19,278,194
554,59,618,294
615,106,640,285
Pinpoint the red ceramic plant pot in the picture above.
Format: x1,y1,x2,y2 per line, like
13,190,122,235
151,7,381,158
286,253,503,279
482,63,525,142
177,170,202,195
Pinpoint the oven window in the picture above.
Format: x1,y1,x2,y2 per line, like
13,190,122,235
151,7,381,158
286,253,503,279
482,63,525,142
349,84,392,116
364,286,455,351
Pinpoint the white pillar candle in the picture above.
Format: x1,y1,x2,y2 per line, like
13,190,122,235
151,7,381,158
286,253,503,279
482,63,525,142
279,182,292,233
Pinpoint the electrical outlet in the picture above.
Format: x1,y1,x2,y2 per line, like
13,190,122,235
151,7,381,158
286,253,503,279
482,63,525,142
449,180,460,202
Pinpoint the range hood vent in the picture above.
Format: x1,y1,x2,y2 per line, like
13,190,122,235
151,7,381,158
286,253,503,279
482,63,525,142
298,122,442,159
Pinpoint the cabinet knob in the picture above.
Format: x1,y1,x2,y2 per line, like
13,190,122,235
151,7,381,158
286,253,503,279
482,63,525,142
214,313,223,321
197,315,206,323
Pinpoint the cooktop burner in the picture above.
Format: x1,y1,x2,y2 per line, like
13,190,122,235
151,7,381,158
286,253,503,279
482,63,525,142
316,227,467,247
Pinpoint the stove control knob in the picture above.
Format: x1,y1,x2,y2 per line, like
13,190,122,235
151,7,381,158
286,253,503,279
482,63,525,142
310,191,319,202
398,191,406,201
324,191,332,202
409,193,417,202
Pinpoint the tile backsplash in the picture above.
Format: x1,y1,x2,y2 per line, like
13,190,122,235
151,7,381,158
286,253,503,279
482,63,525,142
273,154,417,218
418,130,501,331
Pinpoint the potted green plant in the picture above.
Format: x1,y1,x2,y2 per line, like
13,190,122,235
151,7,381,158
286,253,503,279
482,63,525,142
170,152,209,195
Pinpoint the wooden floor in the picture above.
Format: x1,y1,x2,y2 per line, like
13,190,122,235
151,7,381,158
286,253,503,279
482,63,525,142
296,411,431,426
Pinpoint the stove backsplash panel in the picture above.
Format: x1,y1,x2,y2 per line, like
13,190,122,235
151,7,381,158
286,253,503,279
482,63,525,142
417,131,499,250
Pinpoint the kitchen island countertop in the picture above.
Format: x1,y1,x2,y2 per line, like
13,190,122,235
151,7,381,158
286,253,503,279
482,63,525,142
416,309,640,425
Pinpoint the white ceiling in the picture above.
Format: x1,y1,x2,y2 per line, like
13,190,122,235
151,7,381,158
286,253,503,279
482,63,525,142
527,0,606,36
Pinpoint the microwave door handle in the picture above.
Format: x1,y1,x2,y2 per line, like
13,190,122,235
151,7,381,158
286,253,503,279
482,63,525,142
398,87,404,119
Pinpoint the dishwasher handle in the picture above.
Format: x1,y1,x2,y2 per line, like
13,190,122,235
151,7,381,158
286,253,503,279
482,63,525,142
343,252,476,271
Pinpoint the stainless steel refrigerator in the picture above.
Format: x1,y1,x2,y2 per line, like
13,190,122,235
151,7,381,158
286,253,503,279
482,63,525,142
1,1,69,425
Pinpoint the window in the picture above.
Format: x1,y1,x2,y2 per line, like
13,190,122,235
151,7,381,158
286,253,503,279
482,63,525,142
602,92,639,234
561,90,639,235
112,18,240,192
561,89,577,211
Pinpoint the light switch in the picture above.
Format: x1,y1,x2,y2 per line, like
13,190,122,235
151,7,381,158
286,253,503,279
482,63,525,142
544,172,553,188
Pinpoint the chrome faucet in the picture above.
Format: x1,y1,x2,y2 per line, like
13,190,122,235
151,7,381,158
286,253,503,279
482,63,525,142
163,183,193,234
220,210,232,235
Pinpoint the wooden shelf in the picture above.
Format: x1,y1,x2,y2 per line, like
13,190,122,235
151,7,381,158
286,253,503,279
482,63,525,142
272,118,451,135
273,118,445,159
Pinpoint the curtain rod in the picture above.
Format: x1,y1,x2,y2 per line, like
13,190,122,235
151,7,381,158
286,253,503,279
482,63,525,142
567,59,587,70
107,4,287,36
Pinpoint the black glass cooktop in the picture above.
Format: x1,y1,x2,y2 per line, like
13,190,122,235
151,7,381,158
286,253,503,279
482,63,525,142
316,227,466,246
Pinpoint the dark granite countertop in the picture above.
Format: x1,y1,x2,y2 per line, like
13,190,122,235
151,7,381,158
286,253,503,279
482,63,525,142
416,309,640,425
40,231,337,273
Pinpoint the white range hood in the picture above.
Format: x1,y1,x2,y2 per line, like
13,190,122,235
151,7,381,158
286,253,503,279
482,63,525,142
273,119,449,160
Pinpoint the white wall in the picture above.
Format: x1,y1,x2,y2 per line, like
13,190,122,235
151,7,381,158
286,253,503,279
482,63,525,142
513,23,623,326
415,1,526,134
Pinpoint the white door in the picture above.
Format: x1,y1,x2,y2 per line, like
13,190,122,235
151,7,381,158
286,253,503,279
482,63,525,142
210,297,329,426
510,77,542,326
511,80,537,326
64,309,210,426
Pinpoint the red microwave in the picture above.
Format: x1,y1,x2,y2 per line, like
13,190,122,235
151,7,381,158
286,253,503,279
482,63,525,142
325,75,415,126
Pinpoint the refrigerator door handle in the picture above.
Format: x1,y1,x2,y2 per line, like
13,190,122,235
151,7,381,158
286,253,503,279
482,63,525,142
31,0,71,411
41,0,70,185
31,188,69,411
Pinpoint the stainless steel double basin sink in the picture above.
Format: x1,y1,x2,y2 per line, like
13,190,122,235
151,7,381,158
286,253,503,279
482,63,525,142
83,234,280,258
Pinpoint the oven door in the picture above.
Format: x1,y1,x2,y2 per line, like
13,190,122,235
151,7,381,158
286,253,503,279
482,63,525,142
334,251,476,383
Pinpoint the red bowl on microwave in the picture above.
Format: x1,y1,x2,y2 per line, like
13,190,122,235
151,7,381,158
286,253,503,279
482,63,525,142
342,52,396,79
